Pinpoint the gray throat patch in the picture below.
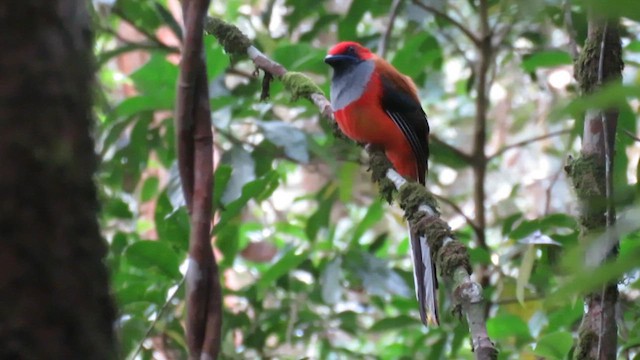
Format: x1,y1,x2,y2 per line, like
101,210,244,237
330,60,375,111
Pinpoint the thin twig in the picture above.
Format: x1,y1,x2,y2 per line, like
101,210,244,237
438,30,473,66
488,129,571,160
471,0,492,252
379,0,403,58
544,166,564,215
430,135,473,164
564,0,580,59
491,294,544,305
411,0,481,47
227,68,255,78
432,193,482,237
98,25,181,54
112,7,178,51
622,129,640,142
130,277,186,360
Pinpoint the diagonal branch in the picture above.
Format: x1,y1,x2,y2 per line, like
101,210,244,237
433,193,482,238
205,17,498,359
430,135,474,164
411,0,481,47
375,150,497,359
378,0,404,58
488,129,571,160
112,7,177,52
176,0,222,359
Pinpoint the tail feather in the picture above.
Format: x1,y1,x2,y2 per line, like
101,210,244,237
409,224,439,326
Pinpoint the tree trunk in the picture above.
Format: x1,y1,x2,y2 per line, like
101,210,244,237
0,2,116,359
568,15,623,360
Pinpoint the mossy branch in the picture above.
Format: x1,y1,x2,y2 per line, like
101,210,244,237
369,148,495,359
204,17,332,118
205,17,497,360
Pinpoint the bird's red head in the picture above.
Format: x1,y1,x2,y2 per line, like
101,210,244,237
327,42,374,60
325,42,374,68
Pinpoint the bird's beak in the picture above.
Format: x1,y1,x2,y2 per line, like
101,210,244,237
324,54,357,66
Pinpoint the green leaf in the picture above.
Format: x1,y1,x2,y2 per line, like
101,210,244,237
430,139,470,169
517,245,536,305
110,93,174,121
103,197,133,219
141,176,159,201
205,37,228,79
256,248,308,299
369,315,420,332
561,84,640,117
118,0,163,31
338,162,358,202
166,163,186,210
392,32,442,78
320,257,342,304
216,223,240,268
510,219,542,240
533,331,573,359
337,310,359,335
272,43,326,74
346,251,411,297
547,301,583,331
486,314,532,341
155,192,189,252
469,247,491,265
584,0,640,21
521,50,572,72
257,121,309,163
215,170,280,230
125,240,182,279
626,40,640,52
351,200,384,245
338,0,367,41
305,184,338,241
129,55,179,94
212,164,233,208
220,146,256,204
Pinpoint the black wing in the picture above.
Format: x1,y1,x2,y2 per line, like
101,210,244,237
379,75,430,184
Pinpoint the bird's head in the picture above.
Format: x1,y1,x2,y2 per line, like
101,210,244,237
324,42,374,69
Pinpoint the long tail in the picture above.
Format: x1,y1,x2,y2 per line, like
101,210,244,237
408,223,439,326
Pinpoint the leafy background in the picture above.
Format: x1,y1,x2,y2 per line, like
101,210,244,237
93,0,640,359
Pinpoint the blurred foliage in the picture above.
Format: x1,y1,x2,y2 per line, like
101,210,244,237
93,0,640,358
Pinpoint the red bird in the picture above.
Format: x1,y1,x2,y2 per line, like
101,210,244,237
325,41,438,326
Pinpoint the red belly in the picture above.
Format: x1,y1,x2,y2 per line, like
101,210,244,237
334,99,419,181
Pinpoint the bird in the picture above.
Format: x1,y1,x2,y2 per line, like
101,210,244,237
324,41,438,326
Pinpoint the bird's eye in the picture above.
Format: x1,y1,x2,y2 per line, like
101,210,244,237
347,45,355,53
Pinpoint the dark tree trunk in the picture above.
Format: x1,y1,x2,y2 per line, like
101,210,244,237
0,1,116,359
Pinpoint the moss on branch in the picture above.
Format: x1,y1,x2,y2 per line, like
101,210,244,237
574,22,623,94
280,72,324,101
204,17,252,56
565,155,608,230
368,148,398,203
